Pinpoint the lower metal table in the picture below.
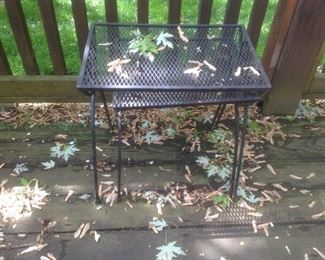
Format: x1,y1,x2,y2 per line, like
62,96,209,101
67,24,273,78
77,23,271,203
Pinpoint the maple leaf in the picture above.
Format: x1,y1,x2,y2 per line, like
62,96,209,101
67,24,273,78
149,217,168,231
41,160,55,170
165,127,176,137
13,163,28,175
196,156,210,168
144,131,160,144
218,165,231,181
206,164,219,177
156,241,186,260
50,141,79,161
237,186,260,204
156,31,174,49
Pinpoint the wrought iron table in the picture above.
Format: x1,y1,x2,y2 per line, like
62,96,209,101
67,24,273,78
77,23,271,203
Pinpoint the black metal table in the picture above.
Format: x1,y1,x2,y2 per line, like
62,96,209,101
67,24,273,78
77,23,271,203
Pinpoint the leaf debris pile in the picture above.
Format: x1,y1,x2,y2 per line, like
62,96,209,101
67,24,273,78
0,180,48,223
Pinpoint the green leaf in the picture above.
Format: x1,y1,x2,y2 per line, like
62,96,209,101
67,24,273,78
41,160,55,170
20,177,32,186
156,31,174,49
144,131,160,144
213,195,230,209
196,156,210,168
13,163,29,175
149,217,168,231
206,164,219,177
156,241,186,260
50,141,79,162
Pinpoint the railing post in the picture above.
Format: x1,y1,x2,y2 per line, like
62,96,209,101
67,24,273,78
263,0,325,115
0,39,11,75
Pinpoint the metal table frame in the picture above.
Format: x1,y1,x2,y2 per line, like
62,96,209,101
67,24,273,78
77,23,271,203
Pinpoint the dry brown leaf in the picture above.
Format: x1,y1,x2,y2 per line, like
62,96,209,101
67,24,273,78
311,211,325,219
90,230,101,242
54,134,68,141
0,162,5,169
308,201,316,208
248,212,263,217
252,220,258,233
248,166,261,173
313,247,325,259
304,253,309,260
289,174,303,180
289,205,299,209
177,26,189,42
64,190,74,203
272,183,288,192
267,164,277,176
74,223,85,238
203,60,216,71
184,174,192,183
306,172,316,179
285,245,291,255
19,243,48,255
79,223,90,239
126,200,134,208
253,182,265,186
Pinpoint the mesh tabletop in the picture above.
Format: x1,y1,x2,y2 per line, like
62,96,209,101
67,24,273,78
77,23,271,92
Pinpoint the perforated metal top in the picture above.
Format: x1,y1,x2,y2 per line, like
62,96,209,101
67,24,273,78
77,23,271,92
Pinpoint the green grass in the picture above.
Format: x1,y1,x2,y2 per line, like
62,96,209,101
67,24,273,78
0,0,279,75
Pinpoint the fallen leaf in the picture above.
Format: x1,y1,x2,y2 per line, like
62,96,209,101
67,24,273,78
289,205,299,209
234,67,241,77
308,201,316,208
306,172,316,179
272,183,288,192
65,190,74,203
54,134,68,141
74,223,85,238
304,253,309,260
289,174,303,180
177,26,189,42
311,211,325,219
90,230,100,242
79,223,90,239
19,243,48,255
285,245,291,255
203,60,216,71
313,247,325,259
267,164,277,176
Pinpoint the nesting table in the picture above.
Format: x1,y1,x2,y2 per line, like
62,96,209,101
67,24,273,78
77,23,271,202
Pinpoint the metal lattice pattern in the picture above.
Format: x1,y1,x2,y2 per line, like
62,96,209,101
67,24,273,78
113,90,261,109
77,23,271,92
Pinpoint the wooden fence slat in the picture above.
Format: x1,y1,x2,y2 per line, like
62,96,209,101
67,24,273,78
247,0,269,48
38,0,67,75
0,39,12,75
168,0,181,24
224,0,243,24
263,0,325,115
5,0,39,75
262,0,299,79
137,0,149,24
71,0,89,59
105,0,118,23
198,0,213,24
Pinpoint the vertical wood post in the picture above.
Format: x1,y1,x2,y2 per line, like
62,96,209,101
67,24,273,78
247,0,268,48
0,39,12,75
71,0,89,59
137,0,149,24
5,0,39,75
168,0,181,24
224,0,242,24
105,0,118,23
263,0,325,115
38,0,67,75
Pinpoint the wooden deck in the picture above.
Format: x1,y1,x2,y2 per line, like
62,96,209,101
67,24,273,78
0,116,325,259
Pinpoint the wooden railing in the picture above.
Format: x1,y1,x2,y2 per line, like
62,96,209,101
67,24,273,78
0,0,324,114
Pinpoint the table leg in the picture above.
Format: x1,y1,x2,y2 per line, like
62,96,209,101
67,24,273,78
116,110,122,201
230,104,240,198
232,104,249,198
100,90,113,130
90,92,100,204
211,104,226,128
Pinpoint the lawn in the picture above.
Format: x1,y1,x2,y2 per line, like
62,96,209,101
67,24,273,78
0,0,279,75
